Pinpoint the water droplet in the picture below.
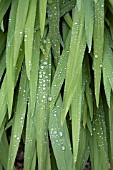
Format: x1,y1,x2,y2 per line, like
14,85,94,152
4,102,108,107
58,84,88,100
53,131,57,135
43,40,46,44
25,34,27,38
17,137,20,141
39,75,42,78
48,96,52,102
43,61,48,65
95,55,98,59
62,146,65,151
59,132,63,137
43,84,46,87
74,22,77,25
20,31,22,35
43,95,46,99
40,65,44,69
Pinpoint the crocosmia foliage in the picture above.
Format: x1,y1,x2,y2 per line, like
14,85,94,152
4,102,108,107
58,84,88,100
0,0,113,170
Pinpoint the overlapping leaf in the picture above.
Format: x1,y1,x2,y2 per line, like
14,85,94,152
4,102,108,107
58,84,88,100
93,0,104,106
61,6,86,124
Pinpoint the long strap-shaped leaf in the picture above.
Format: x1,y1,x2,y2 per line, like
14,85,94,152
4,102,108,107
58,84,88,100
103,29,113,106
84,0,94,52
0,132,9,169
60,0,76,17
83,56,93,120
76,0,82,11
0,45,24,131
75,127,88,170
93,0,104,106
103,68,111,107
92,103,108,170
48,0,60,64
61,6,86,124
0,0,11,24
6,0,18,118
109,94,113,166
36,43,51,170
71,70,82,165
13,0,30,66
109,0,113,7
39,0,47,37
24,0,37,79
49,96,73,170
30,29,40,118
50,30,71,112
24,100,36,170
7,65,29,170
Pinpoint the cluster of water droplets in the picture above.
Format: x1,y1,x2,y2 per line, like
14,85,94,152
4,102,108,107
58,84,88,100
50,126,65,152
93,111,107,150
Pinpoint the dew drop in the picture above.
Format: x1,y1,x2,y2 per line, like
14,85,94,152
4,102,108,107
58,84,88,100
59,132,63,137
74,22,77,25
43,61,48,65
25,34,27,38
17,137,20,141
95,55,98,59
48,96,52,102
39,75,42,78
43,95,46,99
62,146,65,151
43,40,46,44
40,66,44,69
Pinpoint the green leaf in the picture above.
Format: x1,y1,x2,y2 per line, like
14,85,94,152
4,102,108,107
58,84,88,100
109,94,113,160
24,101,36,170
39,0,47,37
13,0,30,66
84,0,94,52
29,30,40,117
31,148,37,170
0,132,9,169
103,29,113,98
61,6,86,124
36,50,51,170
63,13,72,28
0,0,11,24
103,68,111,107
6,0,18,118
71,70,82,164
76,0,82,11
7,65,29,170
24,0,37,79
109,0,113,7
93,0,104,106
60,0,76,17
75,127,87,170
49,96,73,170
50,30,71,112
48,0,60,64
92,103,108,170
